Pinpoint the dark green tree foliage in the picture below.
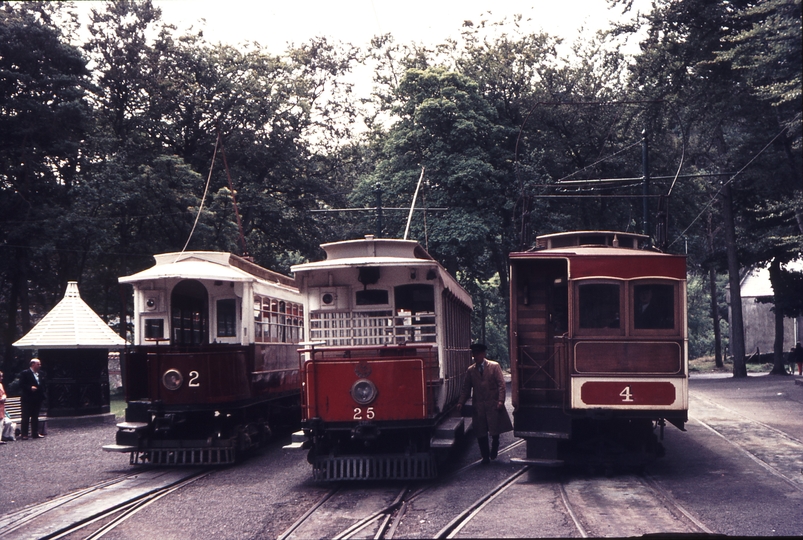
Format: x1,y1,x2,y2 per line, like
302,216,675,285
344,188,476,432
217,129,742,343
0,2,92,374
622,0,802,376
354,68,506,279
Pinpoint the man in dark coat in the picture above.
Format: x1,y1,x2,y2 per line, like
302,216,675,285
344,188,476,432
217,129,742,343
458,343,513,464
19,358,46,439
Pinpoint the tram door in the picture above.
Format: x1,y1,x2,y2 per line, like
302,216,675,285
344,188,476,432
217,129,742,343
513,259,568,404
512,258,572,455
171,279,209,345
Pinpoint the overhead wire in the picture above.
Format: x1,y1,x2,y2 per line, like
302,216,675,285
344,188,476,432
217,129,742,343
668,122,792,248
554,139,643,183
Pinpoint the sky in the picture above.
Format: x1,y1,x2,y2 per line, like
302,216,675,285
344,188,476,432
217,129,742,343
134,0,646,53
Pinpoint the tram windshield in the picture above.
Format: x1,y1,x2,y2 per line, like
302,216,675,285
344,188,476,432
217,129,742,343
633,284,674,329
578,283,621,329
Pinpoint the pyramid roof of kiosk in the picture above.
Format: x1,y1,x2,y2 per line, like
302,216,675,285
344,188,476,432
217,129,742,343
13,281,128,350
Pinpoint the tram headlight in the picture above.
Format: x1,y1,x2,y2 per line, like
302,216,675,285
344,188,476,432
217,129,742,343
162,369,183,391
350,378,377,405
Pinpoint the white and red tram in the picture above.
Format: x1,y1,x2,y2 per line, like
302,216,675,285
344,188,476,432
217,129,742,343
104,251,304,465
509,231,688,469
286,235,473,481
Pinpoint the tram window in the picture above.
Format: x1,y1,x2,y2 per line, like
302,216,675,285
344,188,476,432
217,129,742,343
216,299,237,337
578,283,620,329
395,284,435,313
356,289,389,306
552,281,568,334
144,319,164,339
633,284,674,329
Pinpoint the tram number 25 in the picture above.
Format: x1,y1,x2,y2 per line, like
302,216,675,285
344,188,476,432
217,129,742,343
353,407,375,420
619,386,634,402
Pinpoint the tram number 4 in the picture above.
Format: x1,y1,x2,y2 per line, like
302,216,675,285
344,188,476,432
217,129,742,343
619,385,634,402
353,407,375,420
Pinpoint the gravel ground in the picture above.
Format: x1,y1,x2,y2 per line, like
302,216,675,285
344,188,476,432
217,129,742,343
2,372,801,537
0,417,132,513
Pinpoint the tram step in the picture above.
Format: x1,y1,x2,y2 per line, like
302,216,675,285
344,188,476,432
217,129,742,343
116,422,148,431
283,430,307,449
429,417,465,449
510,457,564,467
514,430,570,439
102,444,138,453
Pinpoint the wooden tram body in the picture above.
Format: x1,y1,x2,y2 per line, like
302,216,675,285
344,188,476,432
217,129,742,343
103,252,304,465
509,231,688,469
287,235,473,481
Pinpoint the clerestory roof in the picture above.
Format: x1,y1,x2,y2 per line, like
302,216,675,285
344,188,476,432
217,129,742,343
13,282,128,350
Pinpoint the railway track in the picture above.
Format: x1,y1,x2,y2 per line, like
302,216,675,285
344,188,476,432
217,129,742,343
0,468,207,539
3,386,800,538
433,390,803,538
277,440,526,540
557,473,712,537
689,392,803,492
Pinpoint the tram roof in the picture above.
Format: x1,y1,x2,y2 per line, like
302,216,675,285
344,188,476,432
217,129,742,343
119,251,296,289
510,247,686,280
291,236,473,308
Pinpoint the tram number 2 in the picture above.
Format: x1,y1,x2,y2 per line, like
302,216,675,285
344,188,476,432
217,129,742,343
619,385,634,402
188,371,200,387
353,407,375,420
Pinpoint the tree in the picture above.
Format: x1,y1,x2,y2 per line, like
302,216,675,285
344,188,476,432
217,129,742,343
0,1,92,374
352,68,507,278
621,0,802,376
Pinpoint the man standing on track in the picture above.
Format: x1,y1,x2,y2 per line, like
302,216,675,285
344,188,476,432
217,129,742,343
19,358,46,440
458,343,513,464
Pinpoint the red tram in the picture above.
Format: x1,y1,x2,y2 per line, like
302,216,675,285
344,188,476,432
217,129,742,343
286,235,473,481
103,251,304,465
509,231,688,470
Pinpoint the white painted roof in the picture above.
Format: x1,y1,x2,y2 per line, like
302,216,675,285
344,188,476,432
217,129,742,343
741,259,803,298
292,236,473,309
14,282,128,349
119,252,257,284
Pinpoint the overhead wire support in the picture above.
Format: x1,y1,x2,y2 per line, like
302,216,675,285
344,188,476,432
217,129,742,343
217,127,249,258
311,181,447,238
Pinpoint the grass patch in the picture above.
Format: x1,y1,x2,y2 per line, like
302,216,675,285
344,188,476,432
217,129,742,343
689,355,776,374
110,394,126,419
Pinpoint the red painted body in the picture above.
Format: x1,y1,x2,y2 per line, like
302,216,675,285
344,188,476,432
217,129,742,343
305,357,427,422
579,381,677,406
509,231,689,467
301,345,438,422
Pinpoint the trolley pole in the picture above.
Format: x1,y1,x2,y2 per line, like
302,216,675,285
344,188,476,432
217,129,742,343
642,129,650,239
374,183,383,238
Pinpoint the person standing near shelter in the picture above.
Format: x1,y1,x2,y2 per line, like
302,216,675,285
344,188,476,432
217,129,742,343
1,370,14,443
19,358,46,439
458,343,513,464
794,342,803,376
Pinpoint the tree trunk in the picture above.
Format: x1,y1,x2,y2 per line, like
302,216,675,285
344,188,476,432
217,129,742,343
721,184,747,377
708,266,724,368
768,258,789,375
706,213,723,368
3,247,32,377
